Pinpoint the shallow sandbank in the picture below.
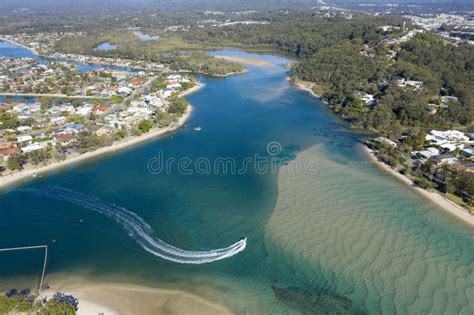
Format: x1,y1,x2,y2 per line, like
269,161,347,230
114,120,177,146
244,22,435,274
364,146,474,227
213,55,274,67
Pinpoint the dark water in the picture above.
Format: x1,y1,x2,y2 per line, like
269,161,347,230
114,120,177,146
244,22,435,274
0,47,472,314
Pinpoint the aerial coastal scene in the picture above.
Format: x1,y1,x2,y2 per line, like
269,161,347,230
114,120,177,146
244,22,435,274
0,0,473,314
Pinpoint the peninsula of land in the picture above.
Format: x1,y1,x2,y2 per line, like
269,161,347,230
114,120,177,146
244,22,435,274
0,83,203,190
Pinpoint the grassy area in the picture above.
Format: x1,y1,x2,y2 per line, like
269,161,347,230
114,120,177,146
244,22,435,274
446,193,473,213
55,29,218,55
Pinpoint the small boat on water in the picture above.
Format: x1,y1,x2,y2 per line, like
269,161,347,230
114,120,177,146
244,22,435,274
194,126,202,132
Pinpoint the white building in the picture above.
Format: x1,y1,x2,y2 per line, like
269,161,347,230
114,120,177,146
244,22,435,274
17,135,33,145
21,142,46,153
50,116,67,125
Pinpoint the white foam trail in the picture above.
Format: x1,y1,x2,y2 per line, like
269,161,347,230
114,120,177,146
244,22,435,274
19,187,246,264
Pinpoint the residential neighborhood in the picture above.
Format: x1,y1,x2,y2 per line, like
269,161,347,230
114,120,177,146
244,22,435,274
0,66,197,174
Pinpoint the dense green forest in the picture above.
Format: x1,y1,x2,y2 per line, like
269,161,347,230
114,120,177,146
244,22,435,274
178,12,473,136
2,9,472,134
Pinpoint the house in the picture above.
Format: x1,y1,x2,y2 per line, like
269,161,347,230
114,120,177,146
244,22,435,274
426,130,469,144
93,105,108,114
21,142,48,153
374,137,397,148
17,135,33,146
358,93,376,106
96,126,114,136
65,124,85,134
130,78,147,86
412,147,440,160
441,95,459,103
54,134,74,146
0,147,19,158
0,141,16,149
17,126,33,133
396,78,423,90
76,105,92,116
460,146,474,158
50,116,67,126
433,154,459,165
117,86,133,96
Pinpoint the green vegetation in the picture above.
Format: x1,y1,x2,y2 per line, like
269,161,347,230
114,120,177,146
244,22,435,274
74,134,114,153
138,119,153,133
111,95,124,105
54,30,244,76
0,295,32,314
155,111,173,127
164,52,245,76
0,289,78,315
37,299,76,315
168,98,188,116
7,153,26,171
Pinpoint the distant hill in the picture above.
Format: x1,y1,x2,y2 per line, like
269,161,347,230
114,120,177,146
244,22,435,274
0,0,472,13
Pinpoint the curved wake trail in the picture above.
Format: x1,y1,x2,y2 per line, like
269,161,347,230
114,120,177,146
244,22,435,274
18,186,246,264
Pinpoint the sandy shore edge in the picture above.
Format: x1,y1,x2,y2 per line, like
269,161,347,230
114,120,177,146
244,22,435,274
363,146,474,227
291,79,474,227
291,79,322,98
44,278,232,315
0,83,203,190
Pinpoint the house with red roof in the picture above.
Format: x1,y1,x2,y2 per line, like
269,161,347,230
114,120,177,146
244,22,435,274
0,147,19,161
130,78,147,86
93,104,108,113
54,134,75,146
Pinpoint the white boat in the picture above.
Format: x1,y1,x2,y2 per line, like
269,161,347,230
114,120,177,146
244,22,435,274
194,126,202,131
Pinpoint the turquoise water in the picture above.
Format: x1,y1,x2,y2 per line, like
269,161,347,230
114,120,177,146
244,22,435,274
0,48,473,313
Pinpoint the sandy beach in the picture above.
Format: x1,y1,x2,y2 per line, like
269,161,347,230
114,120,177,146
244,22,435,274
42,277,232,315
178,82,204,97
364,146,474,227
292,79,321,98
0,84,203,191
213,55,274,67
291,78,474,227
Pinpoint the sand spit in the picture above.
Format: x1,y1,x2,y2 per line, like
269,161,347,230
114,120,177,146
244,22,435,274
265,145,474,314
47,278,232,315
213,55,274,67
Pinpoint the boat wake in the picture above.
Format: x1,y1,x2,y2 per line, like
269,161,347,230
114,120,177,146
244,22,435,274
17,186,246,264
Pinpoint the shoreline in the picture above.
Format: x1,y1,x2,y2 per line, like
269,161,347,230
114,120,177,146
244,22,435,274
291,78,474,227
0,84,203,191
291,79,322,98
363,146,474,227
43,277,232,315
178,82,204,97
0,38,158,72
0,38,39,55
